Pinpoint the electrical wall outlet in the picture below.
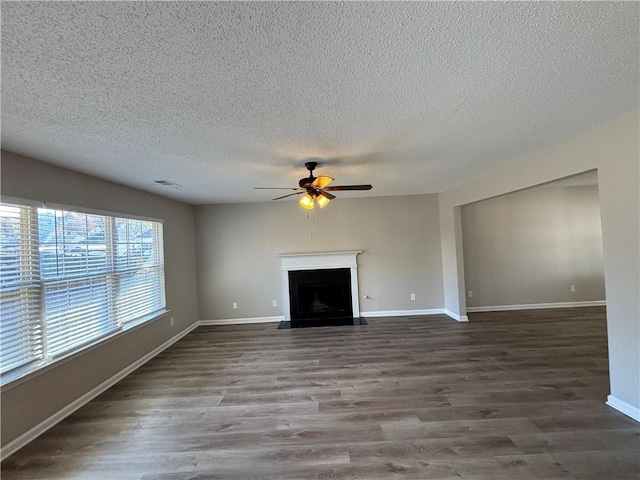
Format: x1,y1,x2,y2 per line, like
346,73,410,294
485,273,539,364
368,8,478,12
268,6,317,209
468,290,473,298
570,285,576,293
272,299,277,307
170,317,175,326
232,302,238,309
410,293,416,301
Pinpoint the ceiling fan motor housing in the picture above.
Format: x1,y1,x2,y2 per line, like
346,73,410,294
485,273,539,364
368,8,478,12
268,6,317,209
299,161,318,187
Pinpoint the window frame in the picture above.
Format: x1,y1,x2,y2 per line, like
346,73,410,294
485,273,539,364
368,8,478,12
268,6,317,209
0,198,168,388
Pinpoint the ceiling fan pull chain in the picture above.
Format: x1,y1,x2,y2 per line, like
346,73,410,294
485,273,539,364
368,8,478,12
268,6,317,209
306,209,316,241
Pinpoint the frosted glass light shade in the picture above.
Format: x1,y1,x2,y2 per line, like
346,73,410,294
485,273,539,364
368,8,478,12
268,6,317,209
299,194,314,209
316,194,330,208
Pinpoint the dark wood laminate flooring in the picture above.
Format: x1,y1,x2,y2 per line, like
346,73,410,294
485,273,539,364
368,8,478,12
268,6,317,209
3,307,639,479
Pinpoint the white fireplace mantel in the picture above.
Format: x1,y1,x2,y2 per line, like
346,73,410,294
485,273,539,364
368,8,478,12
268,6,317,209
278,251,362,321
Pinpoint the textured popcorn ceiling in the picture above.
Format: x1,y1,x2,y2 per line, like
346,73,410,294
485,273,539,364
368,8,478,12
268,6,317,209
2,2,638,204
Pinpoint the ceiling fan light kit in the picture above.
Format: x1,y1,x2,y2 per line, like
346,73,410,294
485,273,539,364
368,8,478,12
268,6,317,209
299,192,330,210
254,161,372,210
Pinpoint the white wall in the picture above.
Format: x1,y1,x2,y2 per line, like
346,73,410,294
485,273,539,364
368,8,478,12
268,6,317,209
0,151,200,449
462,183,605,308
195,194,445,320
439,110,640,419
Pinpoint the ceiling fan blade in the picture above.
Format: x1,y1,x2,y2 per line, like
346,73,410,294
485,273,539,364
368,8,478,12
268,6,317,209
324,184,373,191
254,187,304,190
271,191,305,201
317,190,336,200
311,176,334,189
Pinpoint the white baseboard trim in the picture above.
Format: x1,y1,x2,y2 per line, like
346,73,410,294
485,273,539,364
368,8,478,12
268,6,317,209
445,310,469,322
1,322,199,461
199,316,284,326
201,311,449,324
203,311,449,323
466,300,606,313
361,308,445,318
606,395,640,422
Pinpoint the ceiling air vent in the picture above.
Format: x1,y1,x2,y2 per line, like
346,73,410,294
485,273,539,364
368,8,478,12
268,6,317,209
154,179,182,187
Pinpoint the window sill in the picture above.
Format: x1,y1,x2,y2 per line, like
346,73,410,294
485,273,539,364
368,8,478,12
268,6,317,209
0,309,170,392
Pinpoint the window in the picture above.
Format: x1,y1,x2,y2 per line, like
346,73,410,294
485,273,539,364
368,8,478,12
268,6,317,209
0,204,42,374
0,202,165,381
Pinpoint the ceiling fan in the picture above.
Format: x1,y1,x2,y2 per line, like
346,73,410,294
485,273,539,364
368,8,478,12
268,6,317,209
254,162,373,209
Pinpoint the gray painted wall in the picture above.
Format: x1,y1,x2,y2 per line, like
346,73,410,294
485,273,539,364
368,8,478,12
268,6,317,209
195,194,444,320
462,184,605,308
0,151,200,448
439,109,640,416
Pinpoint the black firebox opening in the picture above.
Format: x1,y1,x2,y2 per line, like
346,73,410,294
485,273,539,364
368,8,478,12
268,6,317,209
288,268,353,327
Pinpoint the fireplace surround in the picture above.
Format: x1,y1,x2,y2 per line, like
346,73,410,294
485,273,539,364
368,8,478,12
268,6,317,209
279,251,361,326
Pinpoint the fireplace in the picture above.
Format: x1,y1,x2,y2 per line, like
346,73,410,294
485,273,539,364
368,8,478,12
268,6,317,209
289,268,353,326
279,251,362,327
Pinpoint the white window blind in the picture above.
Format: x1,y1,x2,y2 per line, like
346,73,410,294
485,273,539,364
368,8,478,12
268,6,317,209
39,209,116,357
113,218,165,326
0,202,165,380
0,204,43,374
43,277,115,357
